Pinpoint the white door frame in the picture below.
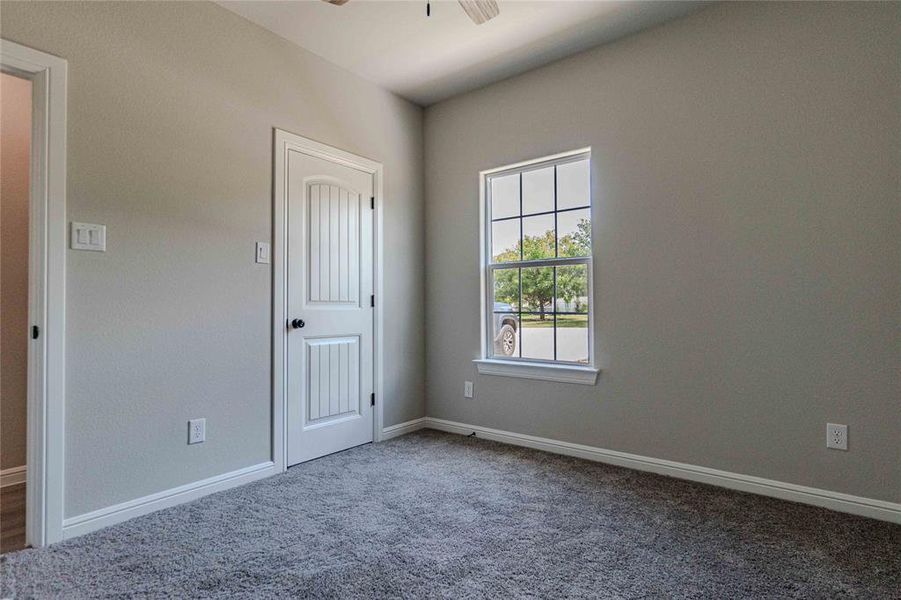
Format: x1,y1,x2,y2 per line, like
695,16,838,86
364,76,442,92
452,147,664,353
271,129,385,473
1,39,68,547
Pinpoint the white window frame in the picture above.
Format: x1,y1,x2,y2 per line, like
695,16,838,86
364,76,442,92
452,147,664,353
475,148,599,385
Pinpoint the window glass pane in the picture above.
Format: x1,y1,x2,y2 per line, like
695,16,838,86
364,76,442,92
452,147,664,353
521,315,554,360
491,313,519,358
556,159,590,210
555,315,589,363
491,219,520,263
484,153,592,366
491,173,520,220
521,266,554,314
557,209,591,258
521,166,554,216
521,214,555,260
555,265,588,313
492,267,520,312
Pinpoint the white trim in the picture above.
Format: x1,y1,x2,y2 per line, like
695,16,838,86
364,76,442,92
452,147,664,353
272,130,288,474
373,149,386,442
474,359,599,385
1,466,27,488
1,39,68,547
272,129,385,474
269,129,288,472
381,417,428,440
61,462,277,540
479,148,596,371
480,147,592,176
423,418,901,524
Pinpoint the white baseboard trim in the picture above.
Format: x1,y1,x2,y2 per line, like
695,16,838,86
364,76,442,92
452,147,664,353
424,417,901,524
381,417,428,440
62,461,277,540
1,465,26,488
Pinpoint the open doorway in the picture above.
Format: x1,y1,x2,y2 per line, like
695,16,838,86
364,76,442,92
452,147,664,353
0,39,67,548
0,70,32,553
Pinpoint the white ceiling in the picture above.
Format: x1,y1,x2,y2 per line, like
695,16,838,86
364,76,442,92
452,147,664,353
218,0,710,106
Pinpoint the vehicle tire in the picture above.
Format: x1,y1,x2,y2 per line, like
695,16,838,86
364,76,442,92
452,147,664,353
494,323,517,356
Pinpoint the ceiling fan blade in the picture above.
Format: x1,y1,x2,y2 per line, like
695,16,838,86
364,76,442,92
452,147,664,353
458,0,499,25
322,0,351,5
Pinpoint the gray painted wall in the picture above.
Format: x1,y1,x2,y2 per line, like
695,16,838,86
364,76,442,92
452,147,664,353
1,1,425,517
1,72,32,470
424,2,899,502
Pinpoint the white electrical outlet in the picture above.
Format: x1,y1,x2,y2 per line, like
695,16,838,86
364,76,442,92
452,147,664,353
826,423,847,451
188,418,206,445
464,381,474,398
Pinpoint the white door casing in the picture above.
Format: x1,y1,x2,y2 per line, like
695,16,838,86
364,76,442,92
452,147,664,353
284,143,375,465
0,39,68,546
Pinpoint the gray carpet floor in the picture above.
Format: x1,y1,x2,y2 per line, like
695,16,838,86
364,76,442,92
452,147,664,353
2,430,899,599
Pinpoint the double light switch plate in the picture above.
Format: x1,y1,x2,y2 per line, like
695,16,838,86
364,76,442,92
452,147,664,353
71,222,106,252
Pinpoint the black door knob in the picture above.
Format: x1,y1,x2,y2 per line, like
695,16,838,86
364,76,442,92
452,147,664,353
290,318,305,329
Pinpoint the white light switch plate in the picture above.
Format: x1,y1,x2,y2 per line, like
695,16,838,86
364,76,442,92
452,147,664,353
71,222,106,252
255,242,271,264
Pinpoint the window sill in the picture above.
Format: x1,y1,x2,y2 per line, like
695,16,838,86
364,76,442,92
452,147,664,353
474,359,600,385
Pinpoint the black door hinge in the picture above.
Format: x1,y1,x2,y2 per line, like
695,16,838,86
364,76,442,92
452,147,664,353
370,196,375,210
370,393,375,406
370,294,375,307
31,325,39,340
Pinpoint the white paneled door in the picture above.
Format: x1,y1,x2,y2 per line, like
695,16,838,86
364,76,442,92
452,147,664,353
286,149,374,466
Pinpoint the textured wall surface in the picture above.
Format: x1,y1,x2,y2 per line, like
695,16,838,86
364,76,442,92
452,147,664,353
1,72,32,470
1,0,425,517
424,2,900,502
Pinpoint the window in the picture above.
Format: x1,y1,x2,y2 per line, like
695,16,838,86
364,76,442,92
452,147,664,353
477,149,598,385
